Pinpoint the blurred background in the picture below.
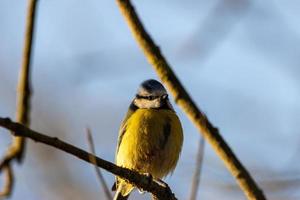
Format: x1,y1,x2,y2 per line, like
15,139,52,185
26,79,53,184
0,0,300,199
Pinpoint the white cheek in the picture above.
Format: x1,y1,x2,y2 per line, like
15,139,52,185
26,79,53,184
153,99,161,108
134,99,161,109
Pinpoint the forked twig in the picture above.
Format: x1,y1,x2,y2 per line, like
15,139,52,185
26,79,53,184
0,0,38,197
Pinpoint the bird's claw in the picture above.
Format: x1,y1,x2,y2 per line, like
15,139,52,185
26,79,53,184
138,173,168,194
143,173,167,188
138,173,153,194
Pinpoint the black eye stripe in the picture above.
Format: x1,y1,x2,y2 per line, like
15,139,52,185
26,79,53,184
136,95,160,100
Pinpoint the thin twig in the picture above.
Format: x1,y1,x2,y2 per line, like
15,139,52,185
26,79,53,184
0,117,177,200
115,0,266,199
189,137,205,200
0,166,14,197
86,127,113,200
0,0,37,197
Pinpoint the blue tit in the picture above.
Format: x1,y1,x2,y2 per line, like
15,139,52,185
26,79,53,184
112,79,183,200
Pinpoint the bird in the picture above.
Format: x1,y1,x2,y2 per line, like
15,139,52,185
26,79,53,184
112,79,183,200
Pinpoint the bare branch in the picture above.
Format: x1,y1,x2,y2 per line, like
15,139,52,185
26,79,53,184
0,166,14,197
189,137,205,200
0,117,177,200
115,0,266,199
0,0,38,197
86,127,113,200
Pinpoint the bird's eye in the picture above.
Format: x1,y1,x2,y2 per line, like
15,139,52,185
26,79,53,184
148,96,154,100
136,94,157,100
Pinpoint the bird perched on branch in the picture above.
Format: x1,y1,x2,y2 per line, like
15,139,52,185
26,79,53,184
113,79,183,200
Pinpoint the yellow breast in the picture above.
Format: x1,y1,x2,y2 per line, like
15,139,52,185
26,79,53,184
116,108,183,178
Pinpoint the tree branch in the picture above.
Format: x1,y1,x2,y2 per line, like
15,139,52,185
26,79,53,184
189,137,205,200
0,0,38,197
0,117,177,200
115,0,266,199
0,166,14,197
86,128,112,200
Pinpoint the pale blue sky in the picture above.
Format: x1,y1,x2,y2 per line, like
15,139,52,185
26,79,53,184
0,0,300,199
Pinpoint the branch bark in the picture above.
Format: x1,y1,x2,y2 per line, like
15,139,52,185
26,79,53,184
0,0,37,197
0,117,177,200
116,0,266,199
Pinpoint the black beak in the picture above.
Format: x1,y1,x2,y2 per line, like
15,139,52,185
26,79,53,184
161,94,168,100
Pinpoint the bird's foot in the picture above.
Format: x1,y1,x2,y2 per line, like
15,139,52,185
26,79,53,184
140,173,167,189
137,173,168,194
137,173,152,194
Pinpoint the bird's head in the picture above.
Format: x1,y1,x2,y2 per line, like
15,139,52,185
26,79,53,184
133,79,173,110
